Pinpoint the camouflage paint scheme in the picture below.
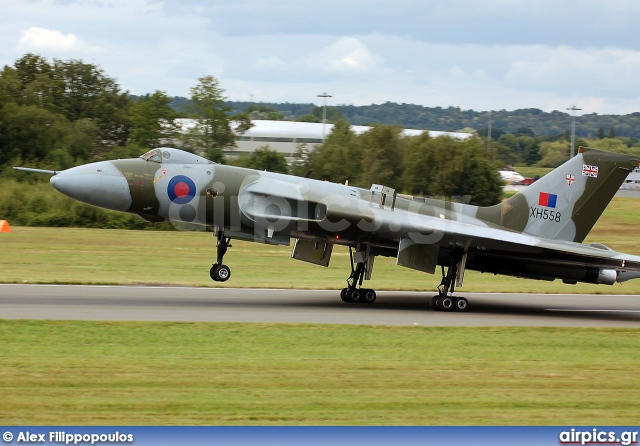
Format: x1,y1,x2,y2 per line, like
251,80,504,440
18,146,640,296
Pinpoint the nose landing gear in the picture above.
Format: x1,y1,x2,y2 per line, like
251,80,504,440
210,229,232,282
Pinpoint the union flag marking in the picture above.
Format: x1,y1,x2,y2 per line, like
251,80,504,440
582,164,598,177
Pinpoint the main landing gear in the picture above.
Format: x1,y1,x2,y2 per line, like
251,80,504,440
431,252,469,312
341,247,377,304
210,229,232,282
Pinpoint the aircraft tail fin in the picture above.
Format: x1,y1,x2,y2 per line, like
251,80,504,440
478,147,640,242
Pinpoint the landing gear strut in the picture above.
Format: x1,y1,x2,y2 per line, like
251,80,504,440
210,229,232,282
431,252,469,312
341,246,377,304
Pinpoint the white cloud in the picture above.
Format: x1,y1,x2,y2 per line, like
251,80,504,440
2,0,640,114
18,27,80,52
303,37,382,75
505,45,640,91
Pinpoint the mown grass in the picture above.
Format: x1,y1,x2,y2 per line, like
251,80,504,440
1,198,640,293
1,320,639,425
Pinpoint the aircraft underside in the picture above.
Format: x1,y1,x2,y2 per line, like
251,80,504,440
206,226,625,313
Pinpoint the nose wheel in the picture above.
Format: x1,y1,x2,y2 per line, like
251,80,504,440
210,229,232,282
210,264,231,282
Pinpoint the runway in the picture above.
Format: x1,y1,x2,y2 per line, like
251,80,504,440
1,284,639,327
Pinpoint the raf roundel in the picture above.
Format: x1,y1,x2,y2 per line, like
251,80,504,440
167,175,196,204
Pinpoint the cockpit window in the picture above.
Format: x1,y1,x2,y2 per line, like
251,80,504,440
140,147,217,164
140,149,162,163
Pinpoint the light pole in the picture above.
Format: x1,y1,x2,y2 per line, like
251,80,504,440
567,105,582,159
487,110,493,160
317,92,332,142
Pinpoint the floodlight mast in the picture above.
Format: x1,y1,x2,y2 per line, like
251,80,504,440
317,92,332,142
567,105,582,159
487,110,493,160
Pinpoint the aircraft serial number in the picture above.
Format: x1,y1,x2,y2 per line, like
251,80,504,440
530,207,561,222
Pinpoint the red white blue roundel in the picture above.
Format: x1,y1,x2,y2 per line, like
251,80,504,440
167,175,196,204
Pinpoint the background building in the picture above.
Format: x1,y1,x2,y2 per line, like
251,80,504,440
177,119,473,160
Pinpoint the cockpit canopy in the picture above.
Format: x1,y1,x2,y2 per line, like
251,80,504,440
140,147,215,164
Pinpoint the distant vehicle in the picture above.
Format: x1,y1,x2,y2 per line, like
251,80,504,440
515,177,536,186
499,170,525,184
620,167,640,190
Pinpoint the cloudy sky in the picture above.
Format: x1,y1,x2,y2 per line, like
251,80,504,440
2,0,640,115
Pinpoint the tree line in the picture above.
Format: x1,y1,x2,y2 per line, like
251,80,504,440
226,101,640,140
0,54,253,170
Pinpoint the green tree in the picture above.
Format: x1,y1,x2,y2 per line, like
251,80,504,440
296,114,320,123
312,106,345,123
401,135,502,205
0,54,132,168
289,143,313,177
0,103,67,164
454,138,503,206
400,132,434,195
515,127,535,137
12,54,60,111
51,58,132,148
185,75,252,162
522,138,542,165
0,65,20,110
128,91,178,148
589,138,639,155
536,141,570,167
241,146,288,173
357,125,403,188
309,119,359,183
0,102,99,169
61,118,100,161
246,104,286,121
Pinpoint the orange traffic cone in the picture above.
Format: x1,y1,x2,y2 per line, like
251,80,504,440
0,220,11,233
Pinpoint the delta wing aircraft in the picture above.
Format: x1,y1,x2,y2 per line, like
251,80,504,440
15,146,640,311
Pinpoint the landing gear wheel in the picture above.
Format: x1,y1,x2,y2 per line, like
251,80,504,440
440,296,454,311
340,288,349,302
210,264,231,282
363,289,377,304
454,297,469,312
431,296,440,310
349,289,362,303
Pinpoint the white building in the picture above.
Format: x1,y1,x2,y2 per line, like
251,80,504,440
176,119,473,159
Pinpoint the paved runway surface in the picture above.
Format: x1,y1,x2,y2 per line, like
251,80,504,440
1,284,639,327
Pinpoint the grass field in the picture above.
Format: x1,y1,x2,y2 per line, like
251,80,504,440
513,166,554,179
2,198,639,426
1,197,640,293
1,320,639,425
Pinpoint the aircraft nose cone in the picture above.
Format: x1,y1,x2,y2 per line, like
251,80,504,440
51,161,132,212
